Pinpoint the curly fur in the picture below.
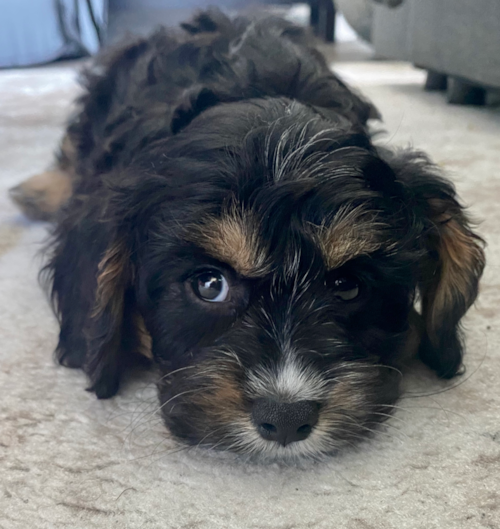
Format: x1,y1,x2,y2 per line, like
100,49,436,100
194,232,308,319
27,9,485,459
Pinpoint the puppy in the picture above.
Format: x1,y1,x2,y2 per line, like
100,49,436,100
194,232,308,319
11,10,484,459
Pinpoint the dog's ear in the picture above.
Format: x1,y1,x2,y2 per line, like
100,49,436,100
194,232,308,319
80,175,177,397
385,150,485,378
84,233,134,397
47,209,135,399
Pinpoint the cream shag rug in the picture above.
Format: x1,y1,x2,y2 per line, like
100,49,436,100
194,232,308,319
1,60,499,529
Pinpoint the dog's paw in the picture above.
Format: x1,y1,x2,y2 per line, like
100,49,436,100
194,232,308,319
9,169,72,221
86,365,121,399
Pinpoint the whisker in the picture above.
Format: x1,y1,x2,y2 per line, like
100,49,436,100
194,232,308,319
336,412,408,441
157,364,198,383
402,345,488,399
368,411,407,425
194,426,229,449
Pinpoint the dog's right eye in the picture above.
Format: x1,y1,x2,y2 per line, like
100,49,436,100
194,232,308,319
192,271,229,302
328,275,360,301
333,277,359,301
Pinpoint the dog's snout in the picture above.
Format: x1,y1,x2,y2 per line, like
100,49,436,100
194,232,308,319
252,398,320,446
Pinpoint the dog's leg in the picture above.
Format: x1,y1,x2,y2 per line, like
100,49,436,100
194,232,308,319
9,169,73,221
9,134,77,221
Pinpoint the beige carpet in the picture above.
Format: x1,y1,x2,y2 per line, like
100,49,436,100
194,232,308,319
1,60,499,529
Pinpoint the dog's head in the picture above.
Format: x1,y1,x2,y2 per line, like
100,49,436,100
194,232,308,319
81,98,484,459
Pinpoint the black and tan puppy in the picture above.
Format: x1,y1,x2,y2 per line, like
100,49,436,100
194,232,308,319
10,10,484,459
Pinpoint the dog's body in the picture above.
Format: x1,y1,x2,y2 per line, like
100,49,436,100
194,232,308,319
11,10,484,459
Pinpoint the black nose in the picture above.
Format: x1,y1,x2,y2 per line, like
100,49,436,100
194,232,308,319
252,399,320,446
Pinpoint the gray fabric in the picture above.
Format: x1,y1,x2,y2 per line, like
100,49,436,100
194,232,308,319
371,0,500,89
334,0,374,42
371,0,413,60
0,0,107,68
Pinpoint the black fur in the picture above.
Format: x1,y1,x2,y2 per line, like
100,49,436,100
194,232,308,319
43,9,484,458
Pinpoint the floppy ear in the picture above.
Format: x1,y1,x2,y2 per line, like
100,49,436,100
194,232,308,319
84,234,134,397
46,209,136,399
386,150,485,378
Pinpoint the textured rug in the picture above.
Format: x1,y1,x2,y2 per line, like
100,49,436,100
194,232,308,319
1,60,499,529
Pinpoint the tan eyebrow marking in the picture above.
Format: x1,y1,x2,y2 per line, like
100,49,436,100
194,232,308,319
185,204,271,277
310,206,389,269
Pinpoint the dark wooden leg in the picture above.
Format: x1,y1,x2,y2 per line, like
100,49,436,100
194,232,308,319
447,77,486,105
425,70,448,91
310,0,336,42
310,0,319,27
324,0,336,42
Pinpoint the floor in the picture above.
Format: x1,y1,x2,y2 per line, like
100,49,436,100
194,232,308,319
1,40,500,529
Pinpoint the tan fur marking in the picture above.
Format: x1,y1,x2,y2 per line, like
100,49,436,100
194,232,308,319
211,378,244,413
93,240,130,318
187,206,271,277
135,314,153,359
428,217,485,333
9,169,73,221
311,206,388,269
191,365,246,423
320,365,380,427
316,362,399,448
9,133,78,221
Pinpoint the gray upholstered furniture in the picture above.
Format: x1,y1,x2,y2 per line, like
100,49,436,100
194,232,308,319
337,0,500,104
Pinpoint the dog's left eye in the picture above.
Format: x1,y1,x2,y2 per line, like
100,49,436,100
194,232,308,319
192,271,229,302
332,277,359,301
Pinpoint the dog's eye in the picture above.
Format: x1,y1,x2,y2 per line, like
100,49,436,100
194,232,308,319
332,277,359,301
192,271,229,302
